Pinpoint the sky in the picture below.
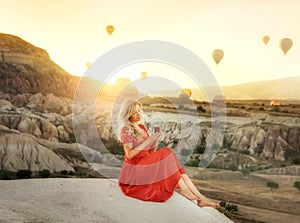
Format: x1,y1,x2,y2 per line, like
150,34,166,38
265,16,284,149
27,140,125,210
1,0,300,90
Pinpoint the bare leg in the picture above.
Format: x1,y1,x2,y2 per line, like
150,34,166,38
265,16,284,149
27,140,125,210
181,174,220,208
177,178,199,201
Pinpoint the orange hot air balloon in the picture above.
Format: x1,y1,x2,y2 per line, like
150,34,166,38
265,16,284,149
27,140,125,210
179,88,191,98
270,100,280,106
106,25,114,36
279,38,293,55
212,49,224,65
183,88,192,97
262,36,270,45
140,72,147,79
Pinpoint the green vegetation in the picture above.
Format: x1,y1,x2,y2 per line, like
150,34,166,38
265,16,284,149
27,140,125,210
0,171,13,180
217,200,239,220
267,181,279,191
185,156,200,167
280,163,286,168
228,164,238,171
16,169,32,179
291,158,300,165
240,168,250,176
196,105,206,113
240,150,250,155
294,181,300,192
0,169,77,180
193,145,206,154
68,133,77,143
60,170,68,175
59,170,74,177
39,169,50,178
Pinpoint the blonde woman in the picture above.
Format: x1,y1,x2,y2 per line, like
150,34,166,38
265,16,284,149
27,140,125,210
118,98,219,207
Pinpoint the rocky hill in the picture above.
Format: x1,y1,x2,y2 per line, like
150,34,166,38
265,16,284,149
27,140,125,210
193,76,300,100
0,33,105,99
225,118,300,162
0,34,124,176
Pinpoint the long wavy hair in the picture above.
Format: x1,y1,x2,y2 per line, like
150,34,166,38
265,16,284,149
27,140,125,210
117,98,146,140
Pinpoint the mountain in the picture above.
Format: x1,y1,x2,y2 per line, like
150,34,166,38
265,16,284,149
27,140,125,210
133,76,300,101
188,76,300,101
220,76,300,100
0,33,140,101
0,33,103,99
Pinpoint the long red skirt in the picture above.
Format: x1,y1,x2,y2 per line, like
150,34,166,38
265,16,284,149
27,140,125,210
119,147,185,202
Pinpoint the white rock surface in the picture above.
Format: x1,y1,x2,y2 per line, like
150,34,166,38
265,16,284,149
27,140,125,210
0,179,233,223
0,129,74,173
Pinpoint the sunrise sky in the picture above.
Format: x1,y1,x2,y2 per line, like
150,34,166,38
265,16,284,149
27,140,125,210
1,0,300,89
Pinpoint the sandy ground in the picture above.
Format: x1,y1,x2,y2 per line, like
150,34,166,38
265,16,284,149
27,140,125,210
184,167,300,223
0,178,232,223
235,203,300,223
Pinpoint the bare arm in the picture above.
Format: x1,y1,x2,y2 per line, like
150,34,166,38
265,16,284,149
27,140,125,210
149,141,158,154
149,127,162,154
124,132,161,159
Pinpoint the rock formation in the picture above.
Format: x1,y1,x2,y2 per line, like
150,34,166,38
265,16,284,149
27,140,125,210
0,125,73,173
0,123,117,174
227,121,300,161
0,33,111,100
0,179,233,223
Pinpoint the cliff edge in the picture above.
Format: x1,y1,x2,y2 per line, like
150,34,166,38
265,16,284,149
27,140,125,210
0,178,232,223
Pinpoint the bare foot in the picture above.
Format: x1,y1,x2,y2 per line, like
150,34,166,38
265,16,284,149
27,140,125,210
197,197,220,208
179,188,199,201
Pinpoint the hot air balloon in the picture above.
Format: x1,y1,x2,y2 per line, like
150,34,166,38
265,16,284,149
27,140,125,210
179,88,192,98
262,36,270,45
106,25,114,36
140,72,147,79
212,49,224,65
270,100,280,106
86,62,91,68
183,88,192,97
279,38,293,55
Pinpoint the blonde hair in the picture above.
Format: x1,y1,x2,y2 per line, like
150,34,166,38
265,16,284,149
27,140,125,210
117,98,146,139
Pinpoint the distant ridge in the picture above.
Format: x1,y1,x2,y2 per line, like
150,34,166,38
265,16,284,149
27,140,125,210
151,76,300,101
220,76,300,100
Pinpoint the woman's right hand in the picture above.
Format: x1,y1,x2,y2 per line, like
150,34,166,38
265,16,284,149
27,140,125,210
148,131,162,143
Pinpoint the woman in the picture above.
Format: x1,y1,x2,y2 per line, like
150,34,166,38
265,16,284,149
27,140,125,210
118,98,219,208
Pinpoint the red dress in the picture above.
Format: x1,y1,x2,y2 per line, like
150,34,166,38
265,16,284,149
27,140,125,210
119,124,185,202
